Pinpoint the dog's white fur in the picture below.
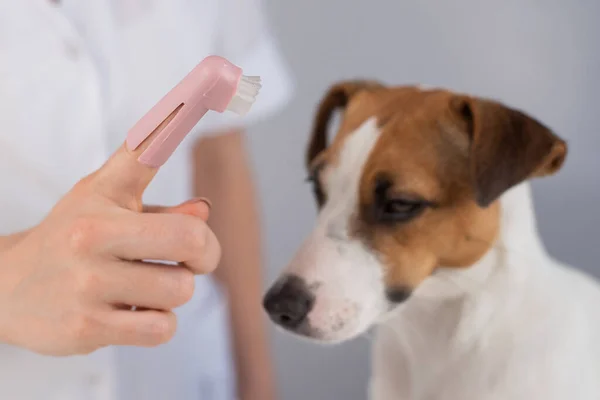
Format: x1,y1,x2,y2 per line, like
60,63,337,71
283,119,600,399
282,118,389,342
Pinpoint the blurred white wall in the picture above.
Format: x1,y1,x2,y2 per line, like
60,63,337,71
246,1,600,398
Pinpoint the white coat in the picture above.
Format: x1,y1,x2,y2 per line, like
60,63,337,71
0,1,293,399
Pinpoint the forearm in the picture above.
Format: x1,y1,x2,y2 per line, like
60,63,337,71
193,130,276,397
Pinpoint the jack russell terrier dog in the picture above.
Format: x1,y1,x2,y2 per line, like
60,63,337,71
263,81,600,399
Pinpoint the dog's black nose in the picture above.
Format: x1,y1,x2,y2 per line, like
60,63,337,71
263,276,314,330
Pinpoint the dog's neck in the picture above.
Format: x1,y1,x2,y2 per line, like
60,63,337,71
378,182,553,365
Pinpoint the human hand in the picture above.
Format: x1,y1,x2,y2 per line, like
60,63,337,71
0,131,221,356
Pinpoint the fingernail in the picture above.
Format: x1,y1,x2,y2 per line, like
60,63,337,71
182,197,212,209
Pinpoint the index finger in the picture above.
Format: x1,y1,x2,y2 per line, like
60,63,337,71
86,105,181,210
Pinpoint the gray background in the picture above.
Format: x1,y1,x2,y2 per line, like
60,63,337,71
246,1,600,399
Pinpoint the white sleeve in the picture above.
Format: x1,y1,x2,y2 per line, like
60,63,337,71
195,0,294,135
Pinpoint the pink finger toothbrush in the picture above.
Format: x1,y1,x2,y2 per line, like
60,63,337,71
126,55,261,167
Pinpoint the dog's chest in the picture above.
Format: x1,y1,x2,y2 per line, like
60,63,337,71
368,314,599,400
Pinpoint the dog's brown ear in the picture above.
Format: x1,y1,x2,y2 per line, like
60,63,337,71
450,96,567,207
307,80,384,168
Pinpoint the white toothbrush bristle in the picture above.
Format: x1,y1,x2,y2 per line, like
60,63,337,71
226,75,262,116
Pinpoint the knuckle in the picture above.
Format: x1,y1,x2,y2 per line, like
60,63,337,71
148,316,177,346
199,230,221,274
209,237,222,272
66,216,102,253
174,270,195,305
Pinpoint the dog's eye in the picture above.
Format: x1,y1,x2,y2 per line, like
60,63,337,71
372,175,429,223
379,198,426,222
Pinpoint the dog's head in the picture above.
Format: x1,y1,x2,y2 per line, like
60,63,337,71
263,81,567,343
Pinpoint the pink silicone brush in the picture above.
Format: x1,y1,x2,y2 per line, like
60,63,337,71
126,55,262,167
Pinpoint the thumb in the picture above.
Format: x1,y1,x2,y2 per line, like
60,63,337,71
87,108,179,210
